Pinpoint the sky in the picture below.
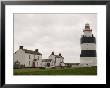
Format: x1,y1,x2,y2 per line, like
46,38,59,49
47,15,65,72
14,13,97,63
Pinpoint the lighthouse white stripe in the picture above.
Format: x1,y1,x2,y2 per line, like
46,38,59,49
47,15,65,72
80,57,97,66
81,43,96,50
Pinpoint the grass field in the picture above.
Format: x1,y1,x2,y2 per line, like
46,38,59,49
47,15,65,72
14,66,97,75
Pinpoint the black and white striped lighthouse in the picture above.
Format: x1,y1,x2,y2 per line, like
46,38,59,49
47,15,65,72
80,23,97,66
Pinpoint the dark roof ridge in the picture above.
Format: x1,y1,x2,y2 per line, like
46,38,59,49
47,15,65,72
54,55,63,58
23,49,42,55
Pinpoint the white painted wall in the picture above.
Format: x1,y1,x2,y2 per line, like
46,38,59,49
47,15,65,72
35,55,42,67
81,43,96,50
24,53,34,67
24,54,42,67
42,62,47,67
49,55,64,67
55,57,64,67
80,57,97,66
14,49,42,67
84,31,92,37
42,61,53,67
14,49,25,65
49,55,55,66
55,58,61,66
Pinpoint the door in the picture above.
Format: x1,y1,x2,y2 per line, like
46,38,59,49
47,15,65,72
47,63,50,67
33,62,35,68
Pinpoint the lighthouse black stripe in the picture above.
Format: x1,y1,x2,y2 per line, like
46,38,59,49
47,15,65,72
80,50,96,57
80,36,96,44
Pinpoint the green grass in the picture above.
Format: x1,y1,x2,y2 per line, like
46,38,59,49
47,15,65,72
14,66,97,75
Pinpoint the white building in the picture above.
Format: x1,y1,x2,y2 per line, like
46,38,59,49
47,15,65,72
42,59,53,68
41,52,65,68
14,47,65,68
48,52,65,67
80,23,97,66
14,46,42,68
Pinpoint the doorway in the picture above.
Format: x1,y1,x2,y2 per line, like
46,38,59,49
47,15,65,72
47,63,50,67
33,62,35,68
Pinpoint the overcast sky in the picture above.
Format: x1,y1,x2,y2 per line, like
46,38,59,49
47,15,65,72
14,13,97,63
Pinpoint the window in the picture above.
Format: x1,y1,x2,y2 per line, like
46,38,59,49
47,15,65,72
34,55,35,58
29,61,30,65
37,56,39,60
29,55,31,59
37,62,38,66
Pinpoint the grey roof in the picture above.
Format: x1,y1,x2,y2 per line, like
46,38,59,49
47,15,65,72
23,49,42,55
42,59,52,62
55,55,61,58
54,55,64,58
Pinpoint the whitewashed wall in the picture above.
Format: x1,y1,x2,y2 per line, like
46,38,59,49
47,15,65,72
55,57,64,66
49,55,64,67
14,49,42,67
14,49,25,65
42,62,46,67
42,61,53,67
81,43,96,50
80,57,97,66
24,53,34,67
84,31,92,37
55,58,61,66
35,55,42,67
24,54,42,67
49,55,55,66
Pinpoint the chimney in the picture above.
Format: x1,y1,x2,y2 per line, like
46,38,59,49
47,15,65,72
35,49,38,52
19,46,23,49
51,52,54,55
59,53,61,56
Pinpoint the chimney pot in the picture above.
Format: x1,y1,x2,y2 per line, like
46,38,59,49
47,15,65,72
52,52,54,55
35,49,38,52
19,46,23,49
59,53,61,56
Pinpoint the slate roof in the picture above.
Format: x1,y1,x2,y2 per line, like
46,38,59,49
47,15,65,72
49,54,64,58
55,55,62,58
23,49,42,55
42,59,52,62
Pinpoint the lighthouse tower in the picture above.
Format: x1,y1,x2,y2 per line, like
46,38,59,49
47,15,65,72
80,23,97,66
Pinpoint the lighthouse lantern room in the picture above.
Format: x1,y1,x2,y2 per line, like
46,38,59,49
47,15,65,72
83,23,92,37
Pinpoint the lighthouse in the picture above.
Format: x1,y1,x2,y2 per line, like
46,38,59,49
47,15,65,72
80,23,97,66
